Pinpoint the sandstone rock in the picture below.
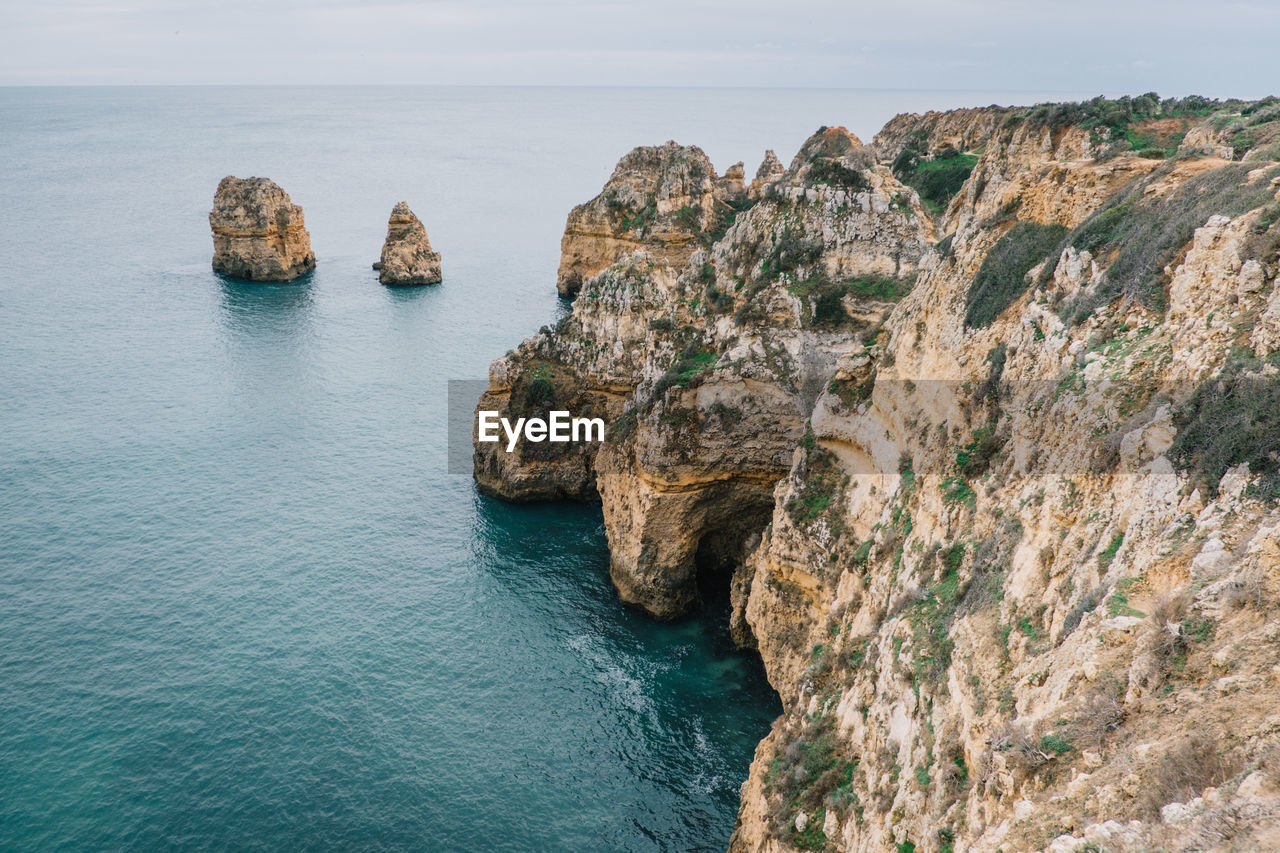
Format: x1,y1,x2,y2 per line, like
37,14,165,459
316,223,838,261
1239,258,1266,294
209,176,315,281
749,150,785,196
375,201,441,286
555,141,738,297
478,126,933,621
478,97,1280,853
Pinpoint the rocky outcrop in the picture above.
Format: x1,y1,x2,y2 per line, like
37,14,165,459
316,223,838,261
209,176,315,281
478,96,1280,853
872,106,1017,164
479,126,934,621
751,150,786,195
374,201,442,286
555,141,750,297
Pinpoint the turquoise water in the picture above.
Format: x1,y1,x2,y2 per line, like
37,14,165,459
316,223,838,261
0,86,1059,851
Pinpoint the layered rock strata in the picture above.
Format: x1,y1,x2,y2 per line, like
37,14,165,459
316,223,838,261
209,176,315,281
479,96,1280,852
374,201,442,286
481,127,933,619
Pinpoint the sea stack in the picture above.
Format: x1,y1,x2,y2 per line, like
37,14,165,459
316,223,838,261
374,202,441,286
209,176,315,281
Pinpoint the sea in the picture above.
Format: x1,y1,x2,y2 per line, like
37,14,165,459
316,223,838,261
0,86,1076,852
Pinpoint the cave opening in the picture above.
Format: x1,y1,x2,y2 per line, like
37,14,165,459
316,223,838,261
694,529,738,613
692,523,767,653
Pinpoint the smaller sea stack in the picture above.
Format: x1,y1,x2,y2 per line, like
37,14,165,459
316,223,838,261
374,202,442,286
209,176,315,282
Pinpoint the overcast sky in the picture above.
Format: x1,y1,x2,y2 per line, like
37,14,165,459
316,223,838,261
2,0,1276,96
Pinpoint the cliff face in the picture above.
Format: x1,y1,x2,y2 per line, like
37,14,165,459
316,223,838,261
209,176,315,281
480,126,933,619
554,140,750,297
477,96,1280,852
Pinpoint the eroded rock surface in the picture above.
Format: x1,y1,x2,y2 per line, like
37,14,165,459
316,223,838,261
480,126,933,620
375,201,442,286
478,96,1280,852
209,176,315,281
555,141,749,297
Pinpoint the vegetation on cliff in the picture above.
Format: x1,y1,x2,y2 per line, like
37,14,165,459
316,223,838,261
477,94,1280,853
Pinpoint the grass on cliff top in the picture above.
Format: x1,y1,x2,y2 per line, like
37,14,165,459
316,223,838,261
1020,93,1225,139
808,158,871,192
964,221,1068,327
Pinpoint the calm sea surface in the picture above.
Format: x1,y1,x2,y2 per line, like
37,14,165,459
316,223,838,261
0,86,1073,851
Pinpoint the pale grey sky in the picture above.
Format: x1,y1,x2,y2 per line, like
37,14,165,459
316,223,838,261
1,0,1275,95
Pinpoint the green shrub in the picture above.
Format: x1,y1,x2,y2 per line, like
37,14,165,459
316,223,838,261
1053,163,1280,322
761,226,824,282
788,446,849,526
1097,533,1124,570
765,715,859,840
809,158,871,191
789,273,916,328
673,204,701,232
523,374,557,409
845,273,917,300
893,147,980,213
965,222,1068,327
905,565,963,683
654,343,719,394
1169,355,1280,497
705,196,758,244
619,202,656,233
940,475,977,509
976,343,1007,405
793,808,828,850
1039,733,1073,756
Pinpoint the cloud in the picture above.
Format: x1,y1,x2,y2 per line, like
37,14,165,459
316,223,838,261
0,0,1276,95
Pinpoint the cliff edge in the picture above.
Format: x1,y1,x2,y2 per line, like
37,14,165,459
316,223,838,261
478,95,1280,852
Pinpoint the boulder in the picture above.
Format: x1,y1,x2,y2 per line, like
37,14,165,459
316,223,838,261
209,176,315,282
375,201,442,286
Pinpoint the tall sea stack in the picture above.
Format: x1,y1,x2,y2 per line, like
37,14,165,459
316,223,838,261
374,201,442,286
209,176,315,282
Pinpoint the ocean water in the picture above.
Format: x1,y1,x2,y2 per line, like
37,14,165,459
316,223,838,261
0,86,1072,851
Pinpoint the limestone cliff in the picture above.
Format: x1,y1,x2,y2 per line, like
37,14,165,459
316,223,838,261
477,95,1280,852
555,140,760,297
480,126,932,619
375,201,442,286
209,176,315,281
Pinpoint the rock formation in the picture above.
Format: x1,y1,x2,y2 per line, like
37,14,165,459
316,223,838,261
749,149,786,197
374,201,442,286
478,96,1280,852
480,125,933,618
555,140,750,297
209,176,315,281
